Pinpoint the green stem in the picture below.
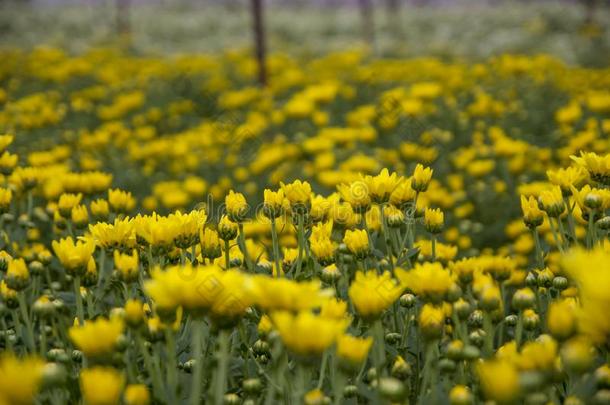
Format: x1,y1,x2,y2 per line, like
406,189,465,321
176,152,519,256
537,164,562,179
213,330,231,405
238,223,253,271
532,228,544,269
294,213,305,279
317,351,329,390
224,240,231,270
18,292,35,352
270,217,282,277
165,329,178,404
137,333,164,400
515,311,524,349
73,276,84,325
379,204,395,271
39,319,47,356
190,319,204,405
372,319,386,380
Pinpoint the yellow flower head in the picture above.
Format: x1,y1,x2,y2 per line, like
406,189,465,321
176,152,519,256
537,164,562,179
80,367,125,405
88,218,136,250
113,249,139,282
71,204,89,228
343,228,369,258
365,168,402,203
6,258,30,290
419,303,446,340
200,228,222,260
538,186,565,217
337,179,371,213
58,193,83,217
218,215,239,241
124,384,150,405
169,209,207,248
271,311,348,356
349,271,403,318
424,207,444,233
476,359,520,403
0,354,44,405
518,334,558,371
52,237,96,275
395,262,453,303
69,317,124,358
251,277,329,312
547,298,577,340
411,164,433,192
263,188,285,218
449,385,473,405
90,199,110,221
280,180,312,211
108,188,136,214
0,188,12,211
390,179,416,209
547,166,588,192
309,235,335,266
336,334,373,366
0,151,18,174
329,202,360,229
0,134,14,154
571,151,610,186
225,190,249,222
561,246,610,344
319,298,349,320
520,195,544,228
124,299,145,327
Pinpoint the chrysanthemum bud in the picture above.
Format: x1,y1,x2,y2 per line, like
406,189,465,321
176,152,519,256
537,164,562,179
41,362,67,388
378,377,407,402
33,295,55,317
552,276,568,291
320,264,341,283
446,340,464,361
592,390,610,405
467,310,484,328
461,345,480,361
469,329,485,347
512,288,536,310
224,393,241,405
523,309,540,330
439,359,457,373
399,293,416,309
218,216,238,241
594,365,610,388
424,207,444,234
597,216,610,230
28,260,44,276
252,340,270,356
505,314,518,327
343,385,358,398
561,338,594,374
385,332,401,345
564,396,585,405
454,299,471,320
449,385,474,405
391,356,412,380
243,378,263,395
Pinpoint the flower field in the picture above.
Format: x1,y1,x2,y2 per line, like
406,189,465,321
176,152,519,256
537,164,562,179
1,12,610,405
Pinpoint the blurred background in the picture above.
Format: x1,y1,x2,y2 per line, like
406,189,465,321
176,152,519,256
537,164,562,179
0,0,609,66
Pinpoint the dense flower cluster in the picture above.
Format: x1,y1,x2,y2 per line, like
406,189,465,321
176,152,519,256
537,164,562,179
0,48,609,405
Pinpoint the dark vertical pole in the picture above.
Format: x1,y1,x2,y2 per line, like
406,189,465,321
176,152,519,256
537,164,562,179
116,0,131,38
358,0,375,51
386,0,401,40
583,0,597,25
251,0,268,87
